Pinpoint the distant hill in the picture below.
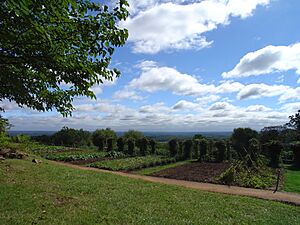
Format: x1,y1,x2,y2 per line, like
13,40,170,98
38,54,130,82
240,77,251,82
9,130,232,141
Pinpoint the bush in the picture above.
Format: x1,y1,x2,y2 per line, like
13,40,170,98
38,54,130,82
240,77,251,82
264,141,283,168
168,139,178,157
92,135,105,151
183,139,193,160
127,138,135,156
117,137,125,152
92,128,117,150
291,143,300,168
11,134,31,143
199,139,208,162
193,139,199,159
52,127,92,147
107,138,114,152
105,151,125,159
231,128,258,158
139,137,149,156
149,139,156,154
214,140,226,162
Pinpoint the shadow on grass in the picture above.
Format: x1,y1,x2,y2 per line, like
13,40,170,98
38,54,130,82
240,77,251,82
284,164,300,171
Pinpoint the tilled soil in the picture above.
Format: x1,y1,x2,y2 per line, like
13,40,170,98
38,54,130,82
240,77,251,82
151,162,231,183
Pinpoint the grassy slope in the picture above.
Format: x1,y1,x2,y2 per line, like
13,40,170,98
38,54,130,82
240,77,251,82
284,166,300,194
0,159,300,225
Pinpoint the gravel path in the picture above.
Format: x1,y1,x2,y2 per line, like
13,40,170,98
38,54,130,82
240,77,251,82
52,161,300,206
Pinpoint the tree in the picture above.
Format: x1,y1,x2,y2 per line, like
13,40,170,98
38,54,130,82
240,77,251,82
168,139,178,157
149,139,156,154
0,0,129,115
231,128,258,158
286,110,300,140
198,139,208,162
0,115,10,134
117,137,124,152
214,140,226,162
123,130,144,140
127,138,135,156
92,128,116,150
139,137,148,156
52,127,91,147
183,139,193,160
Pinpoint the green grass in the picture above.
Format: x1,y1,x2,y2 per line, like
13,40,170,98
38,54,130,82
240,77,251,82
284,165,300,193
0,158,300,225
89,156,176,171
134,160,192,175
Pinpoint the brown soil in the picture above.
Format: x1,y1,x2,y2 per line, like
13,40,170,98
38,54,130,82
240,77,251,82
151,162,230,183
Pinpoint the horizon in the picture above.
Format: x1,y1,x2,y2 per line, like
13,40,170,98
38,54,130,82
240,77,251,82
1,0,299,131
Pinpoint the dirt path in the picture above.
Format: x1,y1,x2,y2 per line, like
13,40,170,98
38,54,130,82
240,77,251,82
52,161,300,206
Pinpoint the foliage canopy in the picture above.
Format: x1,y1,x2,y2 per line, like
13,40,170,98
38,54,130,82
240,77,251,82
0,0,129,115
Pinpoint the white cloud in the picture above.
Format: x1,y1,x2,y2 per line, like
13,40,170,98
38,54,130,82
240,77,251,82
196,95,220,104
130,63,244,97
280,102,300,113
113,89,144,100
223,43,300,78
237,83,290,100
121,0,270,54
209,102,236,111
172,100,201,111
245,105,271,112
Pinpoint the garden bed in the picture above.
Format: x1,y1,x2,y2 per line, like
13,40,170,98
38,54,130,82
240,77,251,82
89,156,176,171
150,162,231,183
44,151,106,162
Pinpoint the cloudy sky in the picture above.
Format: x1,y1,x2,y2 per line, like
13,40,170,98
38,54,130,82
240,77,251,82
2,0,300,132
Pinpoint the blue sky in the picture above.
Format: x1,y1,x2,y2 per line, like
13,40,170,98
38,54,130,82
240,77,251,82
2,0,300,131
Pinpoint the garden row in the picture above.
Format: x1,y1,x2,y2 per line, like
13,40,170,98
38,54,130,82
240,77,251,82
89,156,176,171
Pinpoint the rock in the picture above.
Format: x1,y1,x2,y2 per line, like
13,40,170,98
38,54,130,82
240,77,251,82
32,159,42,164
0,156,5,160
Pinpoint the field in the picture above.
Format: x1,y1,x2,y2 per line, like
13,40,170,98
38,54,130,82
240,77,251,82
1,158,300,225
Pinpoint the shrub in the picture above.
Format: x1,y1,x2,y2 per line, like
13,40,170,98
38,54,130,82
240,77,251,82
117,137,125,152
12,134,31,143
106,151,125,159
231,128,258,158
149,139,156,154
264,140,283,168
248,138,260,166
139,137,149,156
291,143,300,168
92,135,105,151
199,139,208,162
107,138,114,152
193,139,200,159
214,140,226,162
168,139,178,157
127,138,135,156
183,139,193,160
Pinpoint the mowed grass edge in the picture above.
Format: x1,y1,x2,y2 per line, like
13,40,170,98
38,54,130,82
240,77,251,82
0,159,300,225
284,165,300,194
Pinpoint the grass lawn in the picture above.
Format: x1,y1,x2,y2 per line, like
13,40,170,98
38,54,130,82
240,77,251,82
0,159,300,225
134,160,193,175
284,165,300,194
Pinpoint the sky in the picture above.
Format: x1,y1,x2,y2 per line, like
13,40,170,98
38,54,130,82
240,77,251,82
2,0,300,132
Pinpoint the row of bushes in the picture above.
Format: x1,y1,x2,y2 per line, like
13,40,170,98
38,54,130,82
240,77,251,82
168,138,229,162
